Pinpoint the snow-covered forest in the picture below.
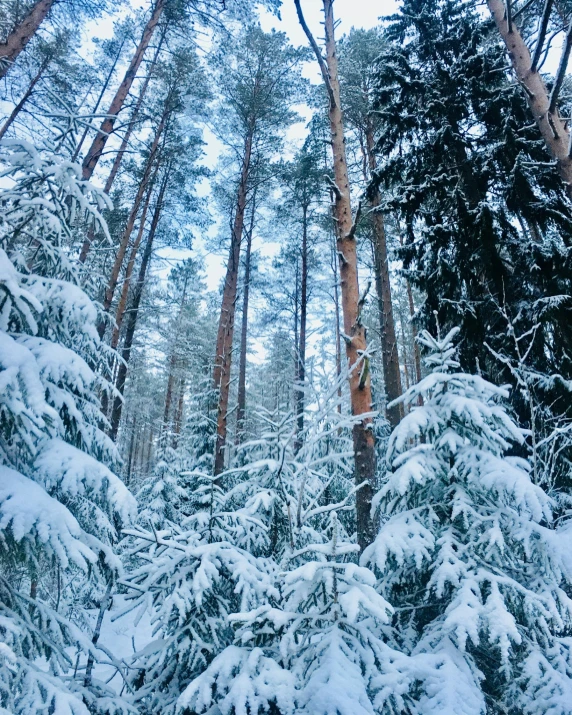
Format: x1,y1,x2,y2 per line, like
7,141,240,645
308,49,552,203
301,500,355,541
2,0,572,712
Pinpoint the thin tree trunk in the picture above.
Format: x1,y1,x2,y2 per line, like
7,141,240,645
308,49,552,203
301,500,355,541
77,38,163,265
213,130,254,476
295,204,308,452
110,174,156,350
81,0,165,181
236,195,256,443
97,109,167,339
395,219,422,388
365,124,402,428
84,580,113,688
125,415,137,486
72,36,125,162
487,0,572,200
108,170,169,441
103,32,164,194
172,377,185,448
161,273,189,440
0,55,48,140
0,0,55,80
296,0,376,551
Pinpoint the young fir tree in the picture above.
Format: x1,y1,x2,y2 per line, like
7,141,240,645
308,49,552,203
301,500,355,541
0,127,136,711
364,327,572,713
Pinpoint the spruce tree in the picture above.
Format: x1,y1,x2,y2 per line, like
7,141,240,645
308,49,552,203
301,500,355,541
364,327,572,712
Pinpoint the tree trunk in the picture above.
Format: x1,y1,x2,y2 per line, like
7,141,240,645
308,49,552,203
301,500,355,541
236,195,256,444
109,174,156,350
125,415,137,486
97,109,167,339
77,38,163,264
487,0,572,201
296,0,376,551
294,204,308,452
108,170,169,441
172,378,185,448
0,55,48,140
72,36,125,162
365,125,402,428
103,32,164,194
213,130,253,476
0,0,55,79
81,0,165,181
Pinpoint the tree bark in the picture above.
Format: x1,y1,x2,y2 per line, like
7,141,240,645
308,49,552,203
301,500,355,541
81,0,165,181
295,204,308,452
236,195,256,444
172,378,185,448
0,0,55,79
109,174,156,350
161,274,189,437
0,55,48,141
108,170,169,441
364,124,402,428
213,130,253,476
72,36,125,162
487,0,572,201
77,38,163,265
296,0,376,551
97,108,167,339
103,32,164,195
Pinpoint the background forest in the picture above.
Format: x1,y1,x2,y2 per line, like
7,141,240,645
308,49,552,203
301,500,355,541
2,0,572,713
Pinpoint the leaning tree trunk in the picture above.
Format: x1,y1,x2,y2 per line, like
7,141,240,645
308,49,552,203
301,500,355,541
109,177,156,350
72,36,125,162
108,170,169,441
213,129,254,476
296,0,376,551
81,0,165,181
0,0,55,79
78,38,163,264
0,55,48,140
487,0,572,201
236,194,256,444
365,123,403,428
97,108,167,339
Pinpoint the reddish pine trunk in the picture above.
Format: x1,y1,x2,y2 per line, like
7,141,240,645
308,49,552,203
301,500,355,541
81,0,165,181
109,176,156,350
0,55,48,140
213,130,253,476
297,0,376,551
0,0,55,79
103,34,164,195
78,40,163,264
97,109,167,339
73,37,125,162
108,171,169,441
